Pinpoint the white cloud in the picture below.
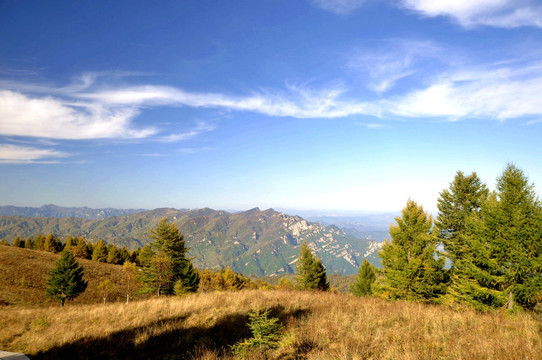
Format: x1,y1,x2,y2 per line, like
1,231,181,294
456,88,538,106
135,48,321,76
0,78,378,143
79,83,377,119
400,0,542,28
0,144,68,164
310,0,366,15
384,62,542,120
2,56,542,146
0,90,156,139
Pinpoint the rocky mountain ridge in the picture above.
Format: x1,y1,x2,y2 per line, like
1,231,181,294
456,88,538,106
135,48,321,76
0,205,383,276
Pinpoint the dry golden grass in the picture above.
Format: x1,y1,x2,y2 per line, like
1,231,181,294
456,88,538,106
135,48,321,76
1,290,541,359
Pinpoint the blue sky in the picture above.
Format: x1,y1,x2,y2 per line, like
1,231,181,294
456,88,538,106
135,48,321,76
1,0,542,213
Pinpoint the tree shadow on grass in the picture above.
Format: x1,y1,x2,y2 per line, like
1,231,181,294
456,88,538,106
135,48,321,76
32,306,310,360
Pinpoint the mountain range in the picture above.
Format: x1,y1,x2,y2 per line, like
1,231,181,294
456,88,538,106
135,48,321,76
0,204,147,219
0,205,385,276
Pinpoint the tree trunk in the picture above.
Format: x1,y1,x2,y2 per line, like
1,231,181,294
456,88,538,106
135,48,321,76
507,290,514,310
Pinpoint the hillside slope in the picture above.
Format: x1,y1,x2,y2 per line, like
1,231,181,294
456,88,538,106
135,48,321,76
0,246,128,307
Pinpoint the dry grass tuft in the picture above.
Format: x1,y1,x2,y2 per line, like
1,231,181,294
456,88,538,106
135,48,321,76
1,290,541,359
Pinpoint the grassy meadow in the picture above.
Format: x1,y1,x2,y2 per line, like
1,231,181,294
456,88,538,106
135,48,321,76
1,246,542,359
2,291,542,359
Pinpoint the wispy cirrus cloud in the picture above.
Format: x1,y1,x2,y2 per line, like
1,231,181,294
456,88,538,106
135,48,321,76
79,83,375,119
0,76,376,144
0,144,68,164
400,0,542,28
347,40,444,93
158,122,216,142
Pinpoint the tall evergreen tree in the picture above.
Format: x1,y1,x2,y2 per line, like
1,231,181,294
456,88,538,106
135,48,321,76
435,171,488,263
144,250,173,296
453,164,542,310
295,241,329,291
45,251,88,306
143,218,199,294
379,200,448,302
150,218,187,278
351,258,376,296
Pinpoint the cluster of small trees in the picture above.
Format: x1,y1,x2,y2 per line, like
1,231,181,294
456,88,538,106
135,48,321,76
3,233,138,265
43,218,201,305
350,163,542,311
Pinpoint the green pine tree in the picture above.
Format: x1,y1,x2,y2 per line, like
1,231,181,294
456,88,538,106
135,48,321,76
45,251,88,306
137,244,154,267
295,241,329,291
144,218,199,294
231,308,283,358
452,164,542,310
379,200,448,302
435,171,488,263
351,258,376,296
142,250,173,296
181,262,200,293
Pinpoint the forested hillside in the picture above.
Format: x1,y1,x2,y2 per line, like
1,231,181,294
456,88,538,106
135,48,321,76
0,207,381,276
